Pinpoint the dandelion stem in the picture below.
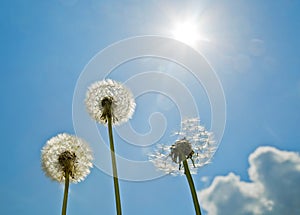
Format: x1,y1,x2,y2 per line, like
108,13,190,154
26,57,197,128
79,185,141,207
183,159,202,215
108,115,122,215
62,170,70,215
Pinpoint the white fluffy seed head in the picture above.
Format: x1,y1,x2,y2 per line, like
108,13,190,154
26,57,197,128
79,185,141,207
41,133,93,183
85,79,136,125
150,118,216,175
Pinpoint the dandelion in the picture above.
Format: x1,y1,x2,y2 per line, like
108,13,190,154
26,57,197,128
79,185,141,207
85,79,135,125
41,133,93,215
150,118,217,215
85,79,136,215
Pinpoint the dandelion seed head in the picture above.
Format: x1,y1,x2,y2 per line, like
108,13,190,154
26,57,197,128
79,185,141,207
170,138,193,164
41,133,93,183
85,79,136,125
150,118,216,175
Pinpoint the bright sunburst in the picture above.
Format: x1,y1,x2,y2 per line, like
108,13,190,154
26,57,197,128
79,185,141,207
172,21,200,46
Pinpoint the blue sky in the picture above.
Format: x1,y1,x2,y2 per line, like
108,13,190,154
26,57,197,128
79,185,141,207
1,0,300,214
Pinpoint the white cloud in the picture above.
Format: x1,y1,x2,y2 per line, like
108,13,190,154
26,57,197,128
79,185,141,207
199,146,300,215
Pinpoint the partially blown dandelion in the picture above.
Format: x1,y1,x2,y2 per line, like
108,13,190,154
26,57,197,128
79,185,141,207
85,79,136,215
151,118,216,175
41,133,93,215
150,118,216,215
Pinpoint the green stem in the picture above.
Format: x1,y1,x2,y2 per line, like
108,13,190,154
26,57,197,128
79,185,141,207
62,170,70,215
183,159,202,215
108,115,122,215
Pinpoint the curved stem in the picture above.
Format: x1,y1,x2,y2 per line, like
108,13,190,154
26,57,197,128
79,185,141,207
108,115,122,215
183,159,202,215
61,170,70,215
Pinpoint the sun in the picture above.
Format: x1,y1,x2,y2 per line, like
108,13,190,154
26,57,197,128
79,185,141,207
172,21,200,46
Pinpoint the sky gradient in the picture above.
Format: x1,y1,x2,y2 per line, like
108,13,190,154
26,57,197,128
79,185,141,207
1,0,300,214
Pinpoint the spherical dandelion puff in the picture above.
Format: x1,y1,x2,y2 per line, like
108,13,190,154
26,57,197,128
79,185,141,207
41,133,93,215
149,118,216,215
85,79,136,215
85,79,136,125
41,133,93,183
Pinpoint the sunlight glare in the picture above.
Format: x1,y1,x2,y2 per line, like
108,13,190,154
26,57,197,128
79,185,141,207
172,21,200,46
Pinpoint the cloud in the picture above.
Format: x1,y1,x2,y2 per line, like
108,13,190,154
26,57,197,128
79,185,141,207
199,146,300,215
